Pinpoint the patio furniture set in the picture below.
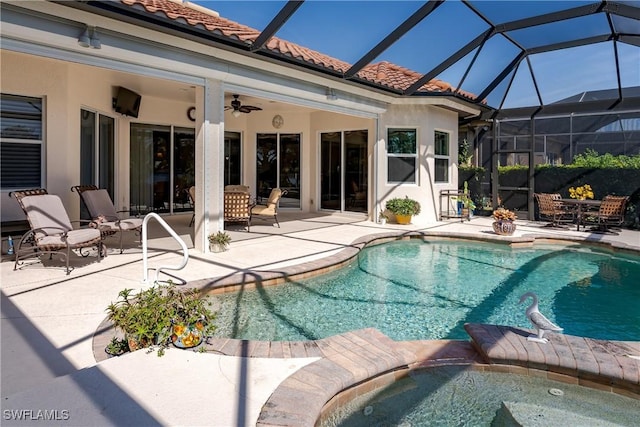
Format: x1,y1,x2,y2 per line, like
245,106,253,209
9,186,143,275
188,185,287,231
534,192,629,234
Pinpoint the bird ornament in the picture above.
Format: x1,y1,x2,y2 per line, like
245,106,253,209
519,292,563,343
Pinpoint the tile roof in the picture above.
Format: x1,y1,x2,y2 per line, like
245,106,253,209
121,0,476,100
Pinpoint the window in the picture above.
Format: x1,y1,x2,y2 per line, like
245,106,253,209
434,130,450,183
387,128,417,183
1,94,43,189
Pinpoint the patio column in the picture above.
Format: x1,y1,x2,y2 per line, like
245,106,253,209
194,79,225,252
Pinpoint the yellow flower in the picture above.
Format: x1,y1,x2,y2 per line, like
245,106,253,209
569,184,594,200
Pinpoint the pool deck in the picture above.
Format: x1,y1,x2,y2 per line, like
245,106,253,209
1,214,639,426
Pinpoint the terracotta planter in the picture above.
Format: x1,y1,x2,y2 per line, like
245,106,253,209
492,220,516,236
395,214,412,225
126,334,153,352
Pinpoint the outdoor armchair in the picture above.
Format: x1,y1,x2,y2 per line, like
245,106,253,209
251,188,287,228
534,193,575,228
224,185,250,193
583,195,629,234
187,186,196,227
224,191,253,231
13,193,104,275
71,185,143,253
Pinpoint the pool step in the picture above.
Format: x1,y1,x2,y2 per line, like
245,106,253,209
464,323,640,395
496,401,624,427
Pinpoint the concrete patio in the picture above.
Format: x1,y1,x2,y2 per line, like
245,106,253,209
1,213,639,426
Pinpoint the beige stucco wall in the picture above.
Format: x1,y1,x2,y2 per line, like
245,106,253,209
2,49,461,228
1,51,196,222
378,104,459,224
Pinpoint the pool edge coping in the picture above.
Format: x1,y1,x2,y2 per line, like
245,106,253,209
90,230,640,426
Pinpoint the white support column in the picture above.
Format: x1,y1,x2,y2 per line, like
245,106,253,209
194,79,225,252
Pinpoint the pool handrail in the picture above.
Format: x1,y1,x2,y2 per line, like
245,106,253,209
141,212,189,284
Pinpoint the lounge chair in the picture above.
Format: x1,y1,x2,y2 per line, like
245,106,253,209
224,191,252,231
71,185,143,253
583,195,629,234
534,193,574,228
13,193,104,274
251,188,287,228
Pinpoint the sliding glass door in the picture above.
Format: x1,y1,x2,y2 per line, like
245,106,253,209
320,130,368,213
130,123,194,214
256,133,300,208
80,109,115,218
224,131,242,187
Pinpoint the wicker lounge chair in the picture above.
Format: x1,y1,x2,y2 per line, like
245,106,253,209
13,193,104,274
251,188,287,228
71,185,143,253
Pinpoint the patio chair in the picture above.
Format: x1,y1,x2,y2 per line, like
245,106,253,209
251,188,287,228
71,185,143,253
187,186,196,227
224,191,252,231
583,195,629,234
534,193,575,228
224,185,249,193
14,193,104,275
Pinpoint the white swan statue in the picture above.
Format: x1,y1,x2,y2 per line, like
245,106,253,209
519,292,563,343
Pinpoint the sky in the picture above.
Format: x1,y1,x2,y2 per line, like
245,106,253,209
192,1,640,110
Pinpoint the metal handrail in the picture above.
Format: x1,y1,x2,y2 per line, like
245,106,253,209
141,212,189,284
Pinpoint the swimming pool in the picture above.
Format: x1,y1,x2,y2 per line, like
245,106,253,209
209,239,640,342
320,366,640,427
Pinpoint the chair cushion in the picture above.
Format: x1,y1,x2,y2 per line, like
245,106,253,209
251,205,275,216
83,189,119,219
22,194,73,235
37,228,101,247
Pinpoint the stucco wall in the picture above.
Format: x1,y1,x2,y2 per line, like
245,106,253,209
1,51,195,222
378,104,459,224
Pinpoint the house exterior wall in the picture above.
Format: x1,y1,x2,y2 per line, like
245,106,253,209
1,48,459,226
1,1,477,247
1,51,196,222
378,104,459,224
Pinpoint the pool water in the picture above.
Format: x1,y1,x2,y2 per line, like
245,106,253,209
209,240,640,342
320,366,640,427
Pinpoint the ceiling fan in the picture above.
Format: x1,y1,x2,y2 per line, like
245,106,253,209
225,94,262,116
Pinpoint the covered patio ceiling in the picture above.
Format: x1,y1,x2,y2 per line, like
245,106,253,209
66,0,640,120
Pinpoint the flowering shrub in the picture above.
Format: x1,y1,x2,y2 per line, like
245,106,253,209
568,184,594,200
493,207,516,221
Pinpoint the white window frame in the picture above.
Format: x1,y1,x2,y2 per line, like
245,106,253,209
387,127,418,184
434,129,451,183
0,94,44,190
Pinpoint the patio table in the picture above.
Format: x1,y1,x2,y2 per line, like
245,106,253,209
559,198,602,231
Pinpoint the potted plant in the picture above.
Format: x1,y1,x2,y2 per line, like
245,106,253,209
458,181,476,218
208,231,231,252
385,196,421,225
492,207,517,235
105,281,217,356
379,210,389,225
